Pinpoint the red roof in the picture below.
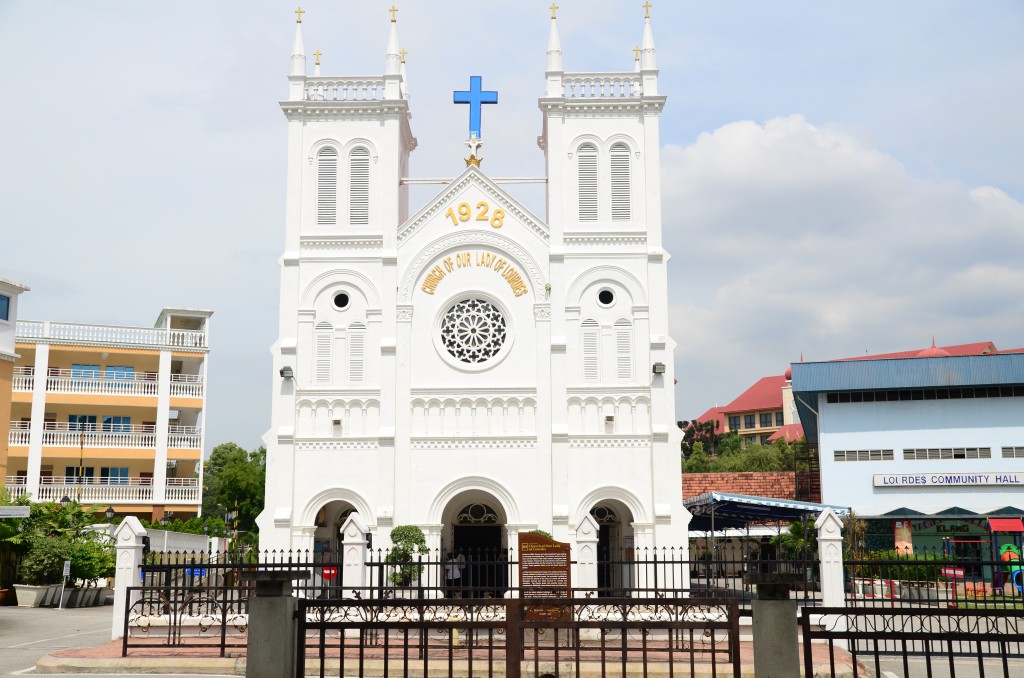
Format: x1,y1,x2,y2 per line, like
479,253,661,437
724,375,786,413
988,518,1024,533
767,424,804,443
695,406,725,431
836,341,997,362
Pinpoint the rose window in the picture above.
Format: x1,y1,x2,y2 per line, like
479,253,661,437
440,298,506,364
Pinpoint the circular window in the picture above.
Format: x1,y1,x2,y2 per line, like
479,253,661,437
598,289,615,307
440,298,507,364
333,292,350,310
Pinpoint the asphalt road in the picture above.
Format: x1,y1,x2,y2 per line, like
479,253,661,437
0,604,113,675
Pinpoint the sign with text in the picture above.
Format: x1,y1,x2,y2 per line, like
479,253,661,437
0,506,31,518
518,532,571,621
874,472,1022,488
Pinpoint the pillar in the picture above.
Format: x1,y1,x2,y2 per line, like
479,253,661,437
574,514,599,593
341,513,368,597
244,570,310,678
816,508,845,608
111,517,147,640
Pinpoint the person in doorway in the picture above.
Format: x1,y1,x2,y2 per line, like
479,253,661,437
444,552,463,597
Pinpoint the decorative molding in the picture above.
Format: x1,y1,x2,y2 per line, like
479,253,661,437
397,168,548,245
410,387,537,397
295,388,381,399
299,236,383,253
564,234,647,248
398,230,546,304
568,437,650,448
396,306,413,322
295,438,381,451
533,305,551,320
411,438,537,450
566,385,651,396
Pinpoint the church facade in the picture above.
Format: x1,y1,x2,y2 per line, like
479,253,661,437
257,9,689,564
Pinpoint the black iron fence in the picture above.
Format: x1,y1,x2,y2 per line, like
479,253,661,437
843,546,1024,610
801,606,1024,677
296,595,741,678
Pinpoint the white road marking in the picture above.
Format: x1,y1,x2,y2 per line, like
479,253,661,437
6,627,110,649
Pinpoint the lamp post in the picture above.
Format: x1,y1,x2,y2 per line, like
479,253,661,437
59,494,72,508
104,506,116,522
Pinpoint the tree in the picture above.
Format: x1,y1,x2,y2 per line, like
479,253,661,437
683,442,713,473
202,442,266,536
386,525,427,585
679,418,724,458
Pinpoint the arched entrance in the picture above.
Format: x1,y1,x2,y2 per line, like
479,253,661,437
312,501,358,563
590,500,635,596
441,492,508,597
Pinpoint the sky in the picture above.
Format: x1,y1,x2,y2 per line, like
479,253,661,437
1,1,1022,453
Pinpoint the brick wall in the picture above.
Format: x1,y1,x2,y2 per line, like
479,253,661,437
682,471,797,500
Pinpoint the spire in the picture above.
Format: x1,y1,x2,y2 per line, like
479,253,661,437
291,7,306,76
640,3,657,70
547,4,563,71
385,6,401,76
399,48,409,99
545,4,563,97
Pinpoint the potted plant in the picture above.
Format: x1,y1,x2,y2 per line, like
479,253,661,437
385,525,427,590
15,535,71,607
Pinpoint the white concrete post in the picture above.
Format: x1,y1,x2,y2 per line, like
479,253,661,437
341,513,368,597
816,508,845,608
111,517,147,640
574,514,599,594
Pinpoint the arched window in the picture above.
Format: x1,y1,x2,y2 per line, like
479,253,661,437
316,148,338,225
348,322,366,383
610,143,631,221
577,143,598,222
614,318,633,381
314,321,333,383
582,319,600,382
349,148,370,226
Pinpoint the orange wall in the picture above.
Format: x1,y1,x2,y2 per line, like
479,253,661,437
0,360,12,483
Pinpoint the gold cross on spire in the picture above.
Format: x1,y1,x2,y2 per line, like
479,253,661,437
643,1,653,19
633,46,640,61
399,48,408,64
313,50,322,66
389,5,398,22
294,6,305,24
549,3,559,19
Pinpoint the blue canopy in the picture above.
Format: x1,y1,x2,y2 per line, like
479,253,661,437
684,491,850,531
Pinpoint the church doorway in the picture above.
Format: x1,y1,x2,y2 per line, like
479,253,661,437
312,501,357,564
442,497,508,597
590,501,635,596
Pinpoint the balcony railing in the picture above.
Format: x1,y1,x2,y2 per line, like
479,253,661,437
12,367,204,397
304,76,385,101
563,73,642,98
4,477,200,505
16,320,206,351
8,423,202,449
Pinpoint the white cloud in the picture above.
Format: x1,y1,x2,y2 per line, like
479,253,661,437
665,115,1024,417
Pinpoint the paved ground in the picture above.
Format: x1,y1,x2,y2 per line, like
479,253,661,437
0,605,113,675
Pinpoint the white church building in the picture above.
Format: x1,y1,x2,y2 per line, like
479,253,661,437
257,8,689,563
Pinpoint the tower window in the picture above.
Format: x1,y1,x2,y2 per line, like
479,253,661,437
349,148,370,226
316,147,338,225
348,322,366,382
582,319,600,381
614,318,633,381
314,321,333,383
577,143,598,222
610,142,631,221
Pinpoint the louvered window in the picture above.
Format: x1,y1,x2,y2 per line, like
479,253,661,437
582,319,600,382
317,148,338,225
610,143,631,221
349,148,370,226
577,144,598,222
348,322,366,382
314,321,333,383
614,318,632,381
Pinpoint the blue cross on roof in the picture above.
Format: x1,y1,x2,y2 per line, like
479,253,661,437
453,76,498,139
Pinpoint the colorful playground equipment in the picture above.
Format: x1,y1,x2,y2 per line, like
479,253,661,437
999,544,1023,594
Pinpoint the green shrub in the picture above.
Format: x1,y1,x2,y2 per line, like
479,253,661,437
386,525,427,585
852,549,948,581
19,536,73,585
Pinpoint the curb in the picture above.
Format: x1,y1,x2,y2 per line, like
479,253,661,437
35,655,245,675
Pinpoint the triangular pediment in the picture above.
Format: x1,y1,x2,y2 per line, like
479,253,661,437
397,166,549,247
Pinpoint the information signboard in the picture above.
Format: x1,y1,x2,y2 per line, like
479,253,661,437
0,506,31,518
518,532,571,621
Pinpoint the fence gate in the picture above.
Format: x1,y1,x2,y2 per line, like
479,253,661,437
801,606,1024,678
296,596,740,678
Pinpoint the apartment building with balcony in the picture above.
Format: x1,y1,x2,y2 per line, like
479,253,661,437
1,277,30,486
6,307,212,520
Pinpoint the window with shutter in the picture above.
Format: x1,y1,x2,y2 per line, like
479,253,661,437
317,148,338,225
614,318,632,381
582,319,600,382
348,322,366,382
349,148,370,226
315,321,333,383
577,144,598,222
610,143,631,221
